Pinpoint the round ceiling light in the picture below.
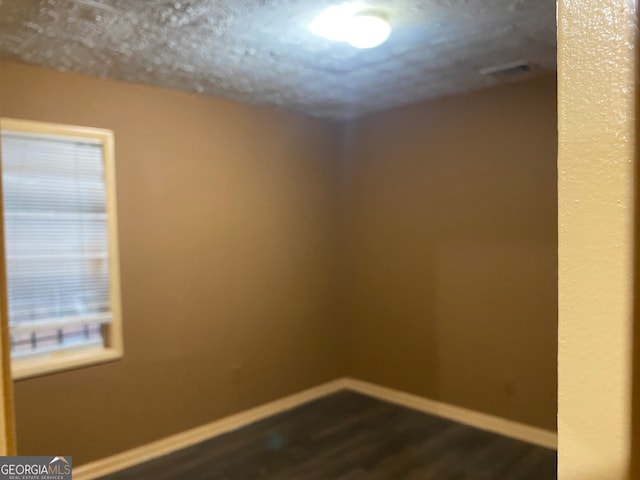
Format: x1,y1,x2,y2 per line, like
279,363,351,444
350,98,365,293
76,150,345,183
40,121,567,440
347,13,391,49
308,5,392,49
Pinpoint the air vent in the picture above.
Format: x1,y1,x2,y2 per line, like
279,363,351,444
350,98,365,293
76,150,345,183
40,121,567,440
479,60,532,78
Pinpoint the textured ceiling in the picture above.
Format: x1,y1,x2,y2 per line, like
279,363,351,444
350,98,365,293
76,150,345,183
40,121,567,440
0,0,556,119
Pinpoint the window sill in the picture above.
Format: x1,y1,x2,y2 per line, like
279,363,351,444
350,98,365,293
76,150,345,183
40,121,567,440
12,347,123,381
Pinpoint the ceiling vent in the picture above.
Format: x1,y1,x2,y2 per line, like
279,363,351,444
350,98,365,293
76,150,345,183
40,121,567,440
479,60,533,78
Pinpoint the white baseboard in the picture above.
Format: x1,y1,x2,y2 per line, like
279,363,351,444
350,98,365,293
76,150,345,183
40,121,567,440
74,377,557,479
73,379,348,480
342,377,557,450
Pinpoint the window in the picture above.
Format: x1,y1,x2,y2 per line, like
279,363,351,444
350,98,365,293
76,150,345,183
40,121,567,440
0,119,123,379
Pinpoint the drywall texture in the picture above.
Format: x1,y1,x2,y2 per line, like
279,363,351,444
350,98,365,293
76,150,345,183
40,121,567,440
0,0,556,119
557,0,636,478
339,75,558,431
0,60,341,465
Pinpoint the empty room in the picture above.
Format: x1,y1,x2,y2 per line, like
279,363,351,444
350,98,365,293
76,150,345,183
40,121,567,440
0,0,634,479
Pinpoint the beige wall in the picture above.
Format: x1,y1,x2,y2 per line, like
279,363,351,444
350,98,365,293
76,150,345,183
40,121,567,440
0,58,560,465
340,75,558,431
0,60,341,465
557,0,636,478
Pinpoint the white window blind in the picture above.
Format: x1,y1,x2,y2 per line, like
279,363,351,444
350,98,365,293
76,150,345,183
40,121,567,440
1,131,112,358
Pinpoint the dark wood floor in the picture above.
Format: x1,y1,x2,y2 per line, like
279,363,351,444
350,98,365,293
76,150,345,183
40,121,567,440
100,391,557,480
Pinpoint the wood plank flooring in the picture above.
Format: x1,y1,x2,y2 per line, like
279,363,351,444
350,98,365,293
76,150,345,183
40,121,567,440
100,391,557,479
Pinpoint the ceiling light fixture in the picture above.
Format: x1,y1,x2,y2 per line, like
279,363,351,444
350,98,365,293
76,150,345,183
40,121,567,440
308,4,391,49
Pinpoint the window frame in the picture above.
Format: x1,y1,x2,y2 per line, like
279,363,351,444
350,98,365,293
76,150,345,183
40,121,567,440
0,118,123,380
